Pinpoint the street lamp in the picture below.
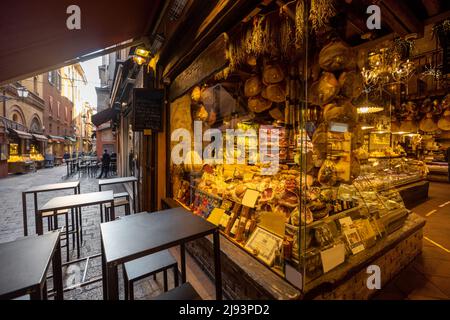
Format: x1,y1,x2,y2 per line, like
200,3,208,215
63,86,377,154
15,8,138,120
16,86,29,99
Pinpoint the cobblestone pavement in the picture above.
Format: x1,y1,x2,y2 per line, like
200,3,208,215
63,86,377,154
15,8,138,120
0,165,183,300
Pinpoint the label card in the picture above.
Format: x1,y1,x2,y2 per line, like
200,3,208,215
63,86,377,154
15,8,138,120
339,216,353,229
320,243,346,273
241,189,260,208
207,208,225,226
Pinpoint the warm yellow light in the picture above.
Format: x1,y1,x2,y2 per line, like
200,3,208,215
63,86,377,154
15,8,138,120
135,47,150,58
133,55,146,65
357,106,384,114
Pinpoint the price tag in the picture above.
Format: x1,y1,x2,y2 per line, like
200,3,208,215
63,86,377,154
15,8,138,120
241,189,260,208
320,243,346,273
207,208,225,226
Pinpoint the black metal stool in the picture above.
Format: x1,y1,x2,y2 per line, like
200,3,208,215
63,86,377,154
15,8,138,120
123,250,179,300
103,192,131,222
150,282,202,300
42,209,79,261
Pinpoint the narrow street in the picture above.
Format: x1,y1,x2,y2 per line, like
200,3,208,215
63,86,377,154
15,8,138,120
0,166,215,300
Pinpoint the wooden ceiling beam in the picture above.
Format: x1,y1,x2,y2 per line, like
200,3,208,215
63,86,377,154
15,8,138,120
421,0,441,17
381,0,423,35
377,1,410,36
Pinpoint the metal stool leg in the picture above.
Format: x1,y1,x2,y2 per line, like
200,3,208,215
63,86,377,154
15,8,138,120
129,281,134,301
163,270,168,292
173,265,179,288
123,268,129,300
78,207,83,244
71,209,75,250
65,212,70,262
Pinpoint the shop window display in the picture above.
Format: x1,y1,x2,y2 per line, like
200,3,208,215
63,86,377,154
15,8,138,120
168,1,428,291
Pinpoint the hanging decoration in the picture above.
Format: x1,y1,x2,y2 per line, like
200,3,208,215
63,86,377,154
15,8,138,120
280,11,295,58
295,0,305,49
227,0,337,71
309,0,336,33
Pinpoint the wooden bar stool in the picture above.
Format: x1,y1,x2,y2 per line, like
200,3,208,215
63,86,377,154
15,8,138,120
150,282,202,300
123,250,179,300
103,192,131,222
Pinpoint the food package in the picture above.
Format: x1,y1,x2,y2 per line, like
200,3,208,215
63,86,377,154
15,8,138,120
312,123,328,159
233,184,248,201
350,155,361,181
244,75,262,97
266,84,286,103
323,100,358,125
399,115,418,133
191,86,202,101
195,103,209,121
318,159,338,186
248,96,272,113
420,98,433,114
260,188,274,202
338,71,363,99
319,41,351,71
290,207,313,226
419,113,438,132
246,55,257,67
352,124,364,149
310,72,340,106
269,107,285,121
438,110,450,131
353,148,368,161
263,63,285,84
335,157,350,182
278,190,299,208
275,205,293,223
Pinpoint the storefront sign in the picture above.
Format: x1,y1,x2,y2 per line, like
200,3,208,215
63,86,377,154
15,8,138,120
132,88,164,132
169,33,228,101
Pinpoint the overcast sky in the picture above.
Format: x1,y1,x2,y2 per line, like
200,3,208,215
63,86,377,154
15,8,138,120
80,56,102,111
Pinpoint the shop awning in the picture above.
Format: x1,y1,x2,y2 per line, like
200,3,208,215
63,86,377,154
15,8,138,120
48,135,66,143
0,0,163,85
32,134,48,142
92,108,120,127
8,128,32,139
65,136,76,143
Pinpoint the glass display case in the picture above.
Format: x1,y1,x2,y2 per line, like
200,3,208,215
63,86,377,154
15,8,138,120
167,1,423,296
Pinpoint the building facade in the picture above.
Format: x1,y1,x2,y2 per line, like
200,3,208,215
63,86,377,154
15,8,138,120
94,49,128,158
1,76,46,177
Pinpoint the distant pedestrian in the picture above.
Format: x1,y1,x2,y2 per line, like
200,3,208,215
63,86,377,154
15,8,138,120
97,149,111,179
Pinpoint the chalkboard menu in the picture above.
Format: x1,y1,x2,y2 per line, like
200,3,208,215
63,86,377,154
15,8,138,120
132,88,164,132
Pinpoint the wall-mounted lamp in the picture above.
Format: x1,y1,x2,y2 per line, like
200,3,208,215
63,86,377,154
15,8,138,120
133,55,147,65
135,47,151,58
17,86,29,99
